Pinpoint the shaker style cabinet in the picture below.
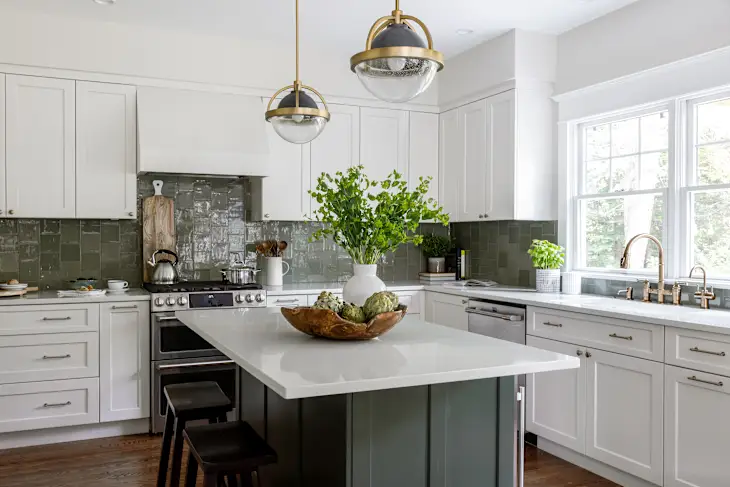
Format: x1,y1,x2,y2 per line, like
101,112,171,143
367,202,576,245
360,107,409,183
424,292,468,331
408,112,439,204
0,74,5,218
664,365,730,487
438,108,460,218
76,82,138,219
5,75,76,218
99,302,150,422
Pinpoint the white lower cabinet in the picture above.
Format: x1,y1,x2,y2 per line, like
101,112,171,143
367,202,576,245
585,348,664,485
424,292,468,331
99,302,150,422
526,336,586,453
664,365,730,487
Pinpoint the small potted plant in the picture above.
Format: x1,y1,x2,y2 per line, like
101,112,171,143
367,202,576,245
528,240,565,293
422,234,453,273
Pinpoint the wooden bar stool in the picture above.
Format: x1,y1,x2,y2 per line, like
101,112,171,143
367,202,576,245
157,382,233,487
183,421,277,487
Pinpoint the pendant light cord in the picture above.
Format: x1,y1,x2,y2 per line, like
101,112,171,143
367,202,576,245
295,0,300,107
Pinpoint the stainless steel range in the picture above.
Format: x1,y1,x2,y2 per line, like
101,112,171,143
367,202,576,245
145,281,266,433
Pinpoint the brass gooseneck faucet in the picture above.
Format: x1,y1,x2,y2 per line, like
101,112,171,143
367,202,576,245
620,233,681,305
689,265,716,309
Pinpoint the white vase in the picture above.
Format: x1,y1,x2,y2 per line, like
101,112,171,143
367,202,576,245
536,269,561,293
343,264,386,306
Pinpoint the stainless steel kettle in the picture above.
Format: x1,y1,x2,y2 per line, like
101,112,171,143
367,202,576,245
147,249,179,284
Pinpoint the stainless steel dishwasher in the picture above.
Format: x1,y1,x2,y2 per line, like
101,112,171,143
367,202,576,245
466,298,528,487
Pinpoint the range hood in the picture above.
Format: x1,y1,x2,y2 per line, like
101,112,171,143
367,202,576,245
137,87,271,177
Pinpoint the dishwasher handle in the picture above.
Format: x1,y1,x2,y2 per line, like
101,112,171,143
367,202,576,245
465,307,524,322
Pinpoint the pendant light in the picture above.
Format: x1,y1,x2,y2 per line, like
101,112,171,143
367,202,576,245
350,0,444,103
265,0,330,144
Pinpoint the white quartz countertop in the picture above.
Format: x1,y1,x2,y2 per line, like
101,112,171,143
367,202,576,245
175,308,579,400
264,281,425,295
0,288,150,306
426,284,730,336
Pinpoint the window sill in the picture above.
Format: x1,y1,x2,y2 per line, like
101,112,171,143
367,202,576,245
575,271,730,290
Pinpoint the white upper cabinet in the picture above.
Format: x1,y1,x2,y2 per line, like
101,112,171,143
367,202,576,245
76,82,137,219
438,108,460,218
458,98,490,221
360,107,409,182
310,104,360,213
250,98,311,221
5,75,76,218
0,74,5,218
408,112,439,203
665,365,730,487
487,91,517,221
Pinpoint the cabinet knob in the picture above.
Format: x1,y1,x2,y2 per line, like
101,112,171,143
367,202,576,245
478,214,483,219
461,299,468,305
8,210,15,215
577,350,583,356
264,213,270,219
127,212,134,217
484,213,489,219
0,210,3,215
585,351,592,358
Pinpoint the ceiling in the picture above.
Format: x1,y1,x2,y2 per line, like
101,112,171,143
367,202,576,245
1,0,640,57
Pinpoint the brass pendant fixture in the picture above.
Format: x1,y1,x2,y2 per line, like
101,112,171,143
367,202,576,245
350,0,444,103
265,0,330,144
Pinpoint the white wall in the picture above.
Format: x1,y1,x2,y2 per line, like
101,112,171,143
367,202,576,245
0,8,438,107
556,0,730,95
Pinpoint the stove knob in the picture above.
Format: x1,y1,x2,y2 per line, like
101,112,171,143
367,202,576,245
165,297,176,307
255,293,265,303
235,294,245,304
154,297,165,307
245,294,255,303
177,296,188,306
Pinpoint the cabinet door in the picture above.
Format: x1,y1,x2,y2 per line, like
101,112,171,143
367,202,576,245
99,302,150,422
252,98,310,221
0,74,5,217
360,107,409,182
525,336,586,453
439,108,460,221
585,349,664,484
310,104,359,213
76,82,137,219
409,112,439,205
665,365,730,487
5,75,76,218
485,90,516,221
458,99,489,222
424,292,468,331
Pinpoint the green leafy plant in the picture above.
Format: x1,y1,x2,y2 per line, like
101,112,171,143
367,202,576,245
422,234,453,258
308,165,449,264
528,240,565,269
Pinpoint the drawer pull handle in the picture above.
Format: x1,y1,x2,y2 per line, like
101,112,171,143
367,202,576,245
688,375,724,387
112,305,138,310
690,346,726,357
42,317,72,321
42,354,71,360
543,322,562,328
42,401,72,408
609,333,633,341
275,299,299,304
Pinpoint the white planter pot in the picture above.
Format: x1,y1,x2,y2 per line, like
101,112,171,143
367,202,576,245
343,264,386,306
427,257,446,273
536,269,561,293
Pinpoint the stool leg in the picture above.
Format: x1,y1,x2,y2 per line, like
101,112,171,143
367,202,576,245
226,473,238,487
251,470,260,487
169,417,186,487
184,452,198,487
203,473,218,487
156,406,175,487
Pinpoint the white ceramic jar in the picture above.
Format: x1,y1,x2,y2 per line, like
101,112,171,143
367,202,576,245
343,264,386,306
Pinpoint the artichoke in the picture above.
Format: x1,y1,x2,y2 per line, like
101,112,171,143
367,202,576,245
341,303,366,323
382,291,399,310
363,292,396,320
312,291,344,314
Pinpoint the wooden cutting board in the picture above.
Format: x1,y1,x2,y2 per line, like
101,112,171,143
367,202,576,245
0,287,39,298
142,180,176,283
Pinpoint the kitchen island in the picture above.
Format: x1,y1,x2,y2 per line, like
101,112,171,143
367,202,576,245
176,307,578,487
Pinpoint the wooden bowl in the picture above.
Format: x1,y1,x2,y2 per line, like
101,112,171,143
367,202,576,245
280,305,408,340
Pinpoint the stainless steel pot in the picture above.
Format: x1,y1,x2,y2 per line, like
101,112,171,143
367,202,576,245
220,267,260,285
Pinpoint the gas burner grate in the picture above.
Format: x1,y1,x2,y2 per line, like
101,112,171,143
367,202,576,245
144,281,263,293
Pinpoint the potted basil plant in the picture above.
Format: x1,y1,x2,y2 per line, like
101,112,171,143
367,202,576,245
422,234,453,273
309,165,449,305
527,240,565,293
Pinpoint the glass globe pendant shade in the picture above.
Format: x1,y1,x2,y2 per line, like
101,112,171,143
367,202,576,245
266,89,329,145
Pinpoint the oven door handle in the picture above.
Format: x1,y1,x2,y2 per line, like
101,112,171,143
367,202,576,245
156,360,235,370
465,307,524,321
156,316,180,322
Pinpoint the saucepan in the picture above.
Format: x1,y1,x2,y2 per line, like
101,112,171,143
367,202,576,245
220,266,261,285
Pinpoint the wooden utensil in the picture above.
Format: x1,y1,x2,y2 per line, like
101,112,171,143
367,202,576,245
143,180,176,283
0,287,39,298
278,241,288,256
261,240,273,257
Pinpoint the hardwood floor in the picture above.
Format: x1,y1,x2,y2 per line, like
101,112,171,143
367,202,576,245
0,434,618,487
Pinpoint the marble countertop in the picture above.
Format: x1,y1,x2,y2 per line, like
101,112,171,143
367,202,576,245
264,281,425,295
0,288,150,306
175,308,579,399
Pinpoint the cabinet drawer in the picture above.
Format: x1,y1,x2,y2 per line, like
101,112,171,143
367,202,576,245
394,291,423,315
0,304,99,335
268,295,308,307
0,332,99,384
527,307,664,361
666,327,730,377
0,378,99,433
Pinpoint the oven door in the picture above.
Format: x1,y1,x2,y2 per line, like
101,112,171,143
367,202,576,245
152,312,220,361
151,356,239,434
